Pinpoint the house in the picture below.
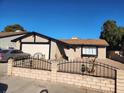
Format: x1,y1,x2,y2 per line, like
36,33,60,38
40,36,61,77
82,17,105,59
60,38,108,60
0,31,26,49
10,32,109,60
11,32,68,60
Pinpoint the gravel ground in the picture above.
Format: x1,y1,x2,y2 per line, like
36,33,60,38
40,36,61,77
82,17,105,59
97,58,124,70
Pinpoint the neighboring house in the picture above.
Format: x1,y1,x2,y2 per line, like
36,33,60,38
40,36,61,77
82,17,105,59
0,32,26,49
107,50,124,63
11,32,109,60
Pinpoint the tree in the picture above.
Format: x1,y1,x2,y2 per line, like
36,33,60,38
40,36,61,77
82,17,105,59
121,33,124,53
100,20,124,50
3,24,26,32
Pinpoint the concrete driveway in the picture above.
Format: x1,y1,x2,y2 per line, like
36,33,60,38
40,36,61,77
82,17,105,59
0,63,109,93
0,62,7,78
0,76,106,93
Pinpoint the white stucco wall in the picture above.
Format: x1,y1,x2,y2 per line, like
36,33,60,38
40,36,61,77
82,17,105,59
36,36,49,42
64,47,81,60
21,35,49,42
21,36,34,42
50,41,61,60
98,47,106,59
64,46,107,60
0,35,23,49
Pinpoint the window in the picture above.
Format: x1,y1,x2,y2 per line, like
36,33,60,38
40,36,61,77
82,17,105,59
82,47,97,56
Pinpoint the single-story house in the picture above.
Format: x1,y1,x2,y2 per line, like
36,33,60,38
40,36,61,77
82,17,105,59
0,31,109,60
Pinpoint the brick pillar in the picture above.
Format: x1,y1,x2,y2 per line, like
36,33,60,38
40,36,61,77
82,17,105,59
7,58,14,76
117,69,124,93
51,60,58,82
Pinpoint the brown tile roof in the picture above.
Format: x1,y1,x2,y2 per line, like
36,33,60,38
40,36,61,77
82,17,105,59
60,39,109,46
0,32,27,38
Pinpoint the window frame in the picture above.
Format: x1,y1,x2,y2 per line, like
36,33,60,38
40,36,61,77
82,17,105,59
81,46,98,57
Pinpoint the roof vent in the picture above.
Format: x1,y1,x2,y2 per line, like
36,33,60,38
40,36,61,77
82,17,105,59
71,37,79,39
15,30,22,32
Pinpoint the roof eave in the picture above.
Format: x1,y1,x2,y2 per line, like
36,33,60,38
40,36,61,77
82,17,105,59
11,32,69,46
68,44,109,47
0,32,26,39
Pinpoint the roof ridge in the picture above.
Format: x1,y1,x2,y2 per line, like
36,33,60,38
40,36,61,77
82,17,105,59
60,39,109,46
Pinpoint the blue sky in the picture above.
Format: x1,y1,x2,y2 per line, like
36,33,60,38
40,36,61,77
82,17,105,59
0,0,124,39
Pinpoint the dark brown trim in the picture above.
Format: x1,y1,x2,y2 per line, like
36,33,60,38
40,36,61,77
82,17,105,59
49,40,51,59
21,42,50,44
11,32,69,46
81,46,83,57
34,33,36,43
115,70,117,93
70,44,108,47
96,46,98,56
82,54,97,57
20,41,22,50
11,32,33,42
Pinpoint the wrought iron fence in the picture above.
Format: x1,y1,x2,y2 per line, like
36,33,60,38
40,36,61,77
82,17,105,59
57,60,117,79
13,57,51,71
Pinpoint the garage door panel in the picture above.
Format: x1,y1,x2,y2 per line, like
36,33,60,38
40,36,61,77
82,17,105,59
22,44,49,59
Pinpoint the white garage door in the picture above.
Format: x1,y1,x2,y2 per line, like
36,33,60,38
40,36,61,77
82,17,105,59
22,44,49,59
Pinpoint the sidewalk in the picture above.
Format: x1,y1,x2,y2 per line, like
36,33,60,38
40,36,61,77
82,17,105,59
0,76,107,93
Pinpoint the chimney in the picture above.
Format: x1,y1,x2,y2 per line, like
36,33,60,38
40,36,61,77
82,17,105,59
15,30,22,32
71,37,79,39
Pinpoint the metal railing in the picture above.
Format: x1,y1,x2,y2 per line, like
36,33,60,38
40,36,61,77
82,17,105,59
13,57,51,71
57,60,117,79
